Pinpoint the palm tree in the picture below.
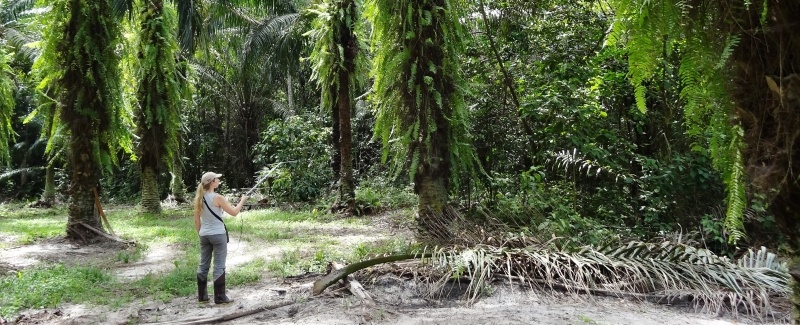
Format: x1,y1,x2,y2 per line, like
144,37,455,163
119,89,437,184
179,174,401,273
307,0,365,215
0,0,34,165
37,0,131,241
134,0,181,214
0,48,13,164
2,0,70,205
367,0,477,239
176,0,309,188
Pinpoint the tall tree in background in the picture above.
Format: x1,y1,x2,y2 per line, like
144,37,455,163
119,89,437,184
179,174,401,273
0,0,24,165
608,0,800,319
0,47,13,164
135,0,181,213
3,0,64,205
176,0,307,188
36,0,131,241
307,0,365,215
367,0,476,238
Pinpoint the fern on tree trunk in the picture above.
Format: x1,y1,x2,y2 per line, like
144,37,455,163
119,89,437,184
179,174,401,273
367,0,476,239
37,0,128,242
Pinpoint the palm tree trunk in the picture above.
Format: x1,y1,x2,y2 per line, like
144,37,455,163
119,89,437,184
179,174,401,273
330,87,341,180
727,1,800,319
66,134,103,241
337,69,354,214
788,222,800,323
171,137,186,203
334,0,358,215
287,73,295,116
141,166,161,213
41,162,56,204
476,0,533,168
417,173,450,239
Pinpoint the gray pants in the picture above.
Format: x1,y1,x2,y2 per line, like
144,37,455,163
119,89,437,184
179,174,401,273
197,234,227,281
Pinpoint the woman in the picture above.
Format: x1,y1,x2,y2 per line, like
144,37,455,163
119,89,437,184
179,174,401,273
193,171,247,304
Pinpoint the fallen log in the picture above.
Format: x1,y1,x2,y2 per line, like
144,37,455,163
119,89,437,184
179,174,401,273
312,253,433,295
77,222,132,245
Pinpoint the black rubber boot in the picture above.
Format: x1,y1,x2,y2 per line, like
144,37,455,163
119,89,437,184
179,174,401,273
197,273,209,303
213,272,233,304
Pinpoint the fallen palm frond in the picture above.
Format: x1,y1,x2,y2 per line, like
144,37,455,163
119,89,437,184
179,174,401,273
321,208,788,318
419,240,788,317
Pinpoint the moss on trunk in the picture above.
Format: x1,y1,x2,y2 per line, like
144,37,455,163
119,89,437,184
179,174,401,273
791,257,800,324
141,166,161,214
728,2,800,319
66,134,103,242
41,163,56,204
416,173,450,239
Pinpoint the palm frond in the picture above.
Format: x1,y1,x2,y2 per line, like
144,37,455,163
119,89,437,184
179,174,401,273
110,0,133,18
4,27,37,60
0,166,44,181
422,240,788,316
387,209,790,317
188,61,241,106
0,0,36,21
0,0,41,61
738,246,787,272
548,148,633,182
176,0,203,53
243,13,301,67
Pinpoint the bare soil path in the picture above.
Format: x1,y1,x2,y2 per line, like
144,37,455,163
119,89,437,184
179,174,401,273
1,210,790,325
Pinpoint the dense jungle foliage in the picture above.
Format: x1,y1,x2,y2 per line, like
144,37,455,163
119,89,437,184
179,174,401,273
0,0,797,286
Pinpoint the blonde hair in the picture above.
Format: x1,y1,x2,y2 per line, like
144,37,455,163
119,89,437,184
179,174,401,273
193,182,212,214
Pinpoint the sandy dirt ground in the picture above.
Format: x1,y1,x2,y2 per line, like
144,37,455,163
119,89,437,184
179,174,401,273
0,211,791,325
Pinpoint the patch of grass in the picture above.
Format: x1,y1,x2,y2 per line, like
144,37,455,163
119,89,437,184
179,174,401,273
109,209,197,244
355,177,417,211
131,253,199,302
266,249,303,277
228,258,267,286
347,238,417,262
245,209,318,223
0,205,67,245
115,243,148,264
266,249,329,277
578,315,598,324
262,237,415,279
0,264,115,319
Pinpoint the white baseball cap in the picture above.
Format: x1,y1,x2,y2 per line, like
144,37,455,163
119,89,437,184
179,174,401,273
201,172,222,185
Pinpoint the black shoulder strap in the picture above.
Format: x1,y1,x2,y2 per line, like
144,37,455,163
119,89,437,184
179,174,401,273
203,196,229,243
